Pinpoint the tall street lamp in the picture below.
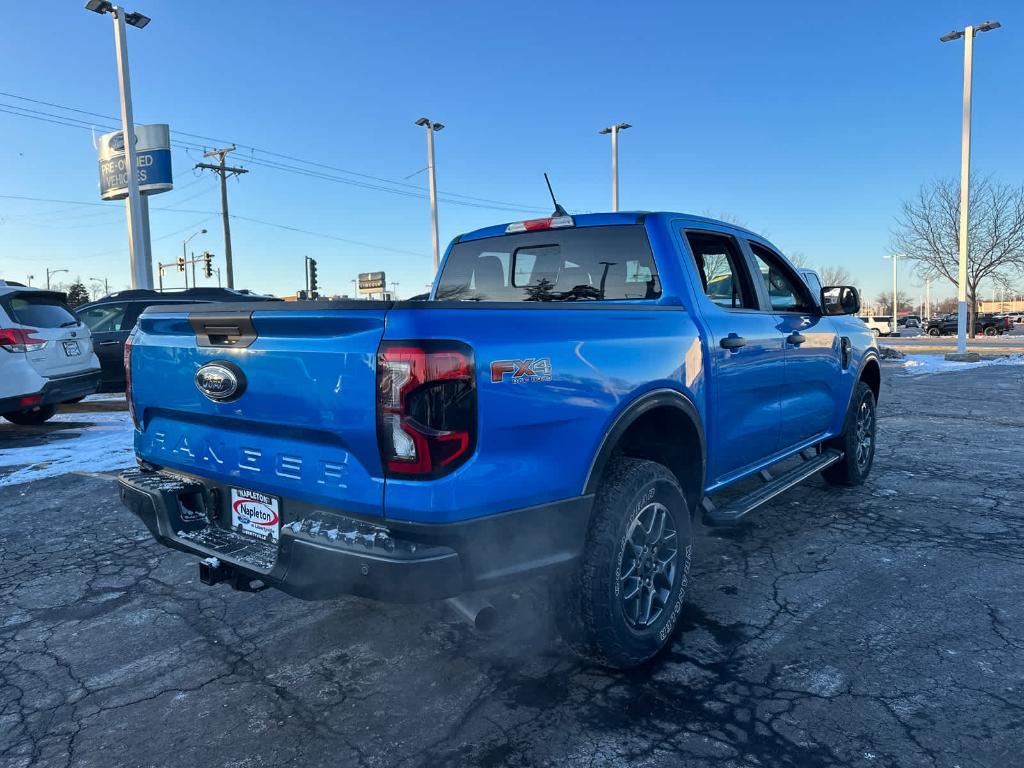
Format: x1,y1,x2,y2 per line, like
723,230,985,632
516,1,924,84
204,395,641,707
89,276,111,297
183,228,207,289
884,254,901,335
598,122,631,212
940,19,1001,353
84,0,153,290
415,117,444,272
46,268,69,290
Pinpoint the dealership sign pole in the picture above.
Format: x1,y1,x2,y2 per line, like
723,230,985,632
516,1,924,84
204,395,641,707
97,123,173,288
112,6,148,288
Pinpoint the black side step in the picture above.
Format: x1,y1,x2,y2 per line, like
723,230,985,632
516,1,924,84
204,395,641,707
702,449,843,526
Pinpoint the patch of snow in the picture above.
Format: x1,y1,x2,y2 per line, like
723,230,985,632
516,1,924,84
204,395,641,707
0,410,135,487
897,354,1024,375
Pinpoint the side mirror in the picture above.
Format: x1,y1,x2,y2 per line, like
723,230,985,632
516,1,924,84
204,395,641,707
821,286,860,316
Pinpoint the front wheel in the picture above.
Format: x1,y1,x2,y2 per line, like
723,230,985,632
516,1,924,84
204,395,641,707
3,404,58,425
927,327,941,337
823,381,876,486
557,457,692,669
984,326,997,337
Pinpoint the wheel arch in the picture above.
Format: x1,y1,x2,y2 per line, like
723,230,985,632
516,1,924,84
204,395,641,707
859,354,881,404
583,389,706,516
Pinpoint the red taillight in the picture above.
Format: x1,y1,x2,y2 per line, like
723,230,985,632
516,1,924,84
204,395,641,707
124,330,139,429
0,328,47,353
19,394,42,407
377,342,476,478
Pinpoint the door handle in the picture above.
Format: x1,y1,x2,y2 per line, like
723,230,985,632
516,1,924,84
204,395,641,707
98,340,120,346
720,335,747,350
787,332,807,346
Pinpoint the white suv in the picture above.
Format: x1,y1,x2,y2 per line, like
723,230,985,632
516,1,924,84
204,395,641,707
860,315,894,337
0,282,101,425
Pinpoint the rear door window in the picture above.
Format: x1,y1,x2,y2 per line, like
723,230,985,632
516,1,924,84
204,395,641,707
436,225,660,301
3,293,79,328
684,231,757,309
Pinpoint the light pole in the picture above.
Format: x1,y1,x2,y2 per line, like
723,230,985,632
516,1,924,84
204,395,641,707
884,254,900,335
46,268,69,290
89,276,110,297
84,1,153,290
183,228,207,289
415,117,444,272
940,20,1001,353
598,123,631,212
26,274,34,286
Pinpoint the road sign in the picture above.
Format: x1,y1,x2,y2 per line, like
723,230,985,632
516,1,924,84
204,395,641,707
97,123,173,200
358,271,386,293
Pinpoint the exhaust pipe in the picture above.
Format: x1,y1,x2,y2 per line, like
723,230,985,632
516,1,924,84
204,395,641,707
446,594,498,632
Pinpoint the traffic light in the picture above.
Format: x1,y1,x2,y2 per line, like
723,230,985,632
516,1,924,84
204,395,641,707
176,255,186,273
202,252,213,279
307,257,318,293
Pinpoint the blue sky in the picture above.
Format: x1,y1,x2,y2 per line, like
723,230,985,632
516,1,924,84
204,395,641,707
2,0,1022,301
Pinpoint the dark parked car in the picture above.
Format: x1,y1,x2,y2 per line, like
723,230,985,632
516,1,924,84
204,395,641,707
76,288,280,391
925,312,1011,337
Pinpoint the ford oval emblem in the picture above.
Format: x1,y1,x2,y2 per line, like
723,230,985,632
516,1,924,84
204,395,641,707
195,361,245,402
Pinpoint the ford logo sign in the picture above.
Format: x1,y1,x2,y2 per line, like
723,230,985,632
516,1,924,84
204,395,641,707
195,362,245,402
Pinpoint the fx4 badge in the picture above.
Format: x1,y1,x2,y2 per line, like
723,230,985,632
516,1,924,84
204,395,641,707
491,358,553,384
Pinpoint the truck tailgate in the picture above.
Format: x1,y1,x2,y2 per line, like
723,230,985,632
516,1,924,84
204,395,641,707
131,305,387,517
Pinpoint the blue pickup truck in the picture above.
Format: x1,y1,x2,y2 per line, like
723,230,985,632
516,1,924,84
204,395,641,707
119,211,878,668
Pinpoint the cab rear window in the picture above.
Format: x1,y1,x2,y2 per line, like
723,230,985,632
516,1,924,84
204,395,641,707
436,225,660,302
2,293,78,328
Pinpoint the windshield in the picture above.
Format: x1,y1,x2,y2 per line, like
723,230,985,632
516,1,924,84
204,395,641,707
3,293,79,328
436,224,661,302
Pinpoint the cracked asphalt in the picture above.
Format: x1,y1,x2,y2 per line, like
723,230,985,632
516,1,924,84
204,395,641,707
2,363,1023,768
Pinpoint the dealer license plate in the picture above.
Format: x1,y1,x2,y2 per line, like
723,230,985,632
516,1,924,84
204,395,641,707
230,488,280,543
62,340,81,356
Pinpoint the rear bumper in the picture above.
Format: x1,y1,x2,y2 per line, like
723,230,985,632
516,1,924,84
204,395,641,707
0,369,101,413
118,468,593,603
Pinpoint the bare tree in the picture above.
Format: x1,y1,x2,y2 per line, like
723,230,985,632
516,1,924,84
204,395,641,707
873,290,914,315
819,265,852,286
785,250,811,268
891,175,1024,332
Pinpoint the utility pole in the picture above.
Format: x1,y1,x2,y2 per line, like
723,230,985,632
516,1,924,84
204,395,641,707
195,145,247,289
415,118,444,272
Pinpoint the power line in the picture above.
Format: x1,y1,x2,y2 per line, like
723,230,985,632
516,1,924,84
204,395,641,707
0,194,430,259
0,91,548,213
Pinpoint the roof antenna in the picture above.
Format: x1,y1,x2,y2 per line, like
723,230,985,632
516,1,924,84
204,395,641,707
544,173,569,217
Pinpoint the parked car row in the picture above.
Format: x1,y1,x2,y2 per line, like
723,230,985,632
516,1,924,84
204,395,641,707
0,283,279,425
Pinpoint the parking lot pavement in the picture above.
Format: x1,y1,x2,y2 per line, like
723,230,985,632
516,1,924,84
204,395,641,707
2,364,1023,768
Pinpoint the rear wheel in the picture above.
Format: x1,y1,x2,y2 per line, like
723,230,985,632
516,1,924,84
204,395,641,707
3,405,58,425
823,381,876,486
558,457,692,669
870,328,881,338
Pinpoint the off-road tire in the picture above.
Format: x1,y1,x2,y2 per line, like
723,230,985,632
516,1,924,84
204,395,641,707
557,457,692,669
3,405,58,425
823,381,876,486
